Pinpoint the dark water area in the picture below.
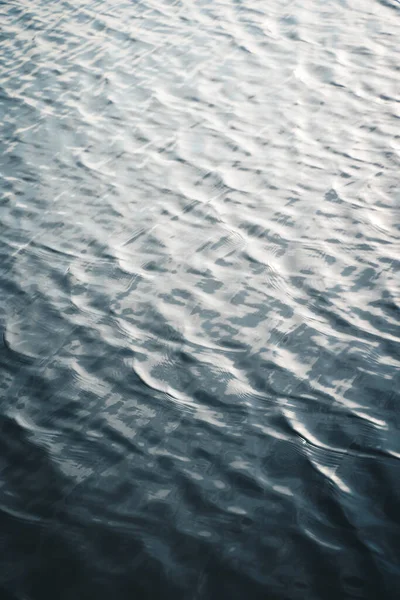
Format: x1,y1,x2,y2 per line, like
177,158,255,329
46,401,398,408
0,1,399,598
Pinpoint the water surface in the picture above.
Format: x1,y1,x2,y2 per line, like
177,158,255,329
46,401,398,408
0,1,399,598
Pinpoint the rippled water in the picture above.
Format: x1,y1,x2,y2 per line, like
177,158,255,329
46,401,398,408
0,0,399,598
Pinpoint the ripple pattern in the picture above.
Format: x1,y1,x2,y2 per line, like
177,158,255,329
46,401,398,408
0,1,399,599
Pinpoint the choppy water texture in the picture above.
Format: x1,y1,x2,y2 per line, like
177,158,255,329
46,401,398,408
0,0,399,598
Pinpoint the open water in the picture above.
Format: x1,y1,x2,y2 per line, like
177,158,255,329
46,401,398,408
0,1,399,598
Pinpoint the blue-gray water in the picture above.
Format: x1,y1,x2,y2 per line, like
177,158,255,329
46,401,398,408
0,1,399,598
